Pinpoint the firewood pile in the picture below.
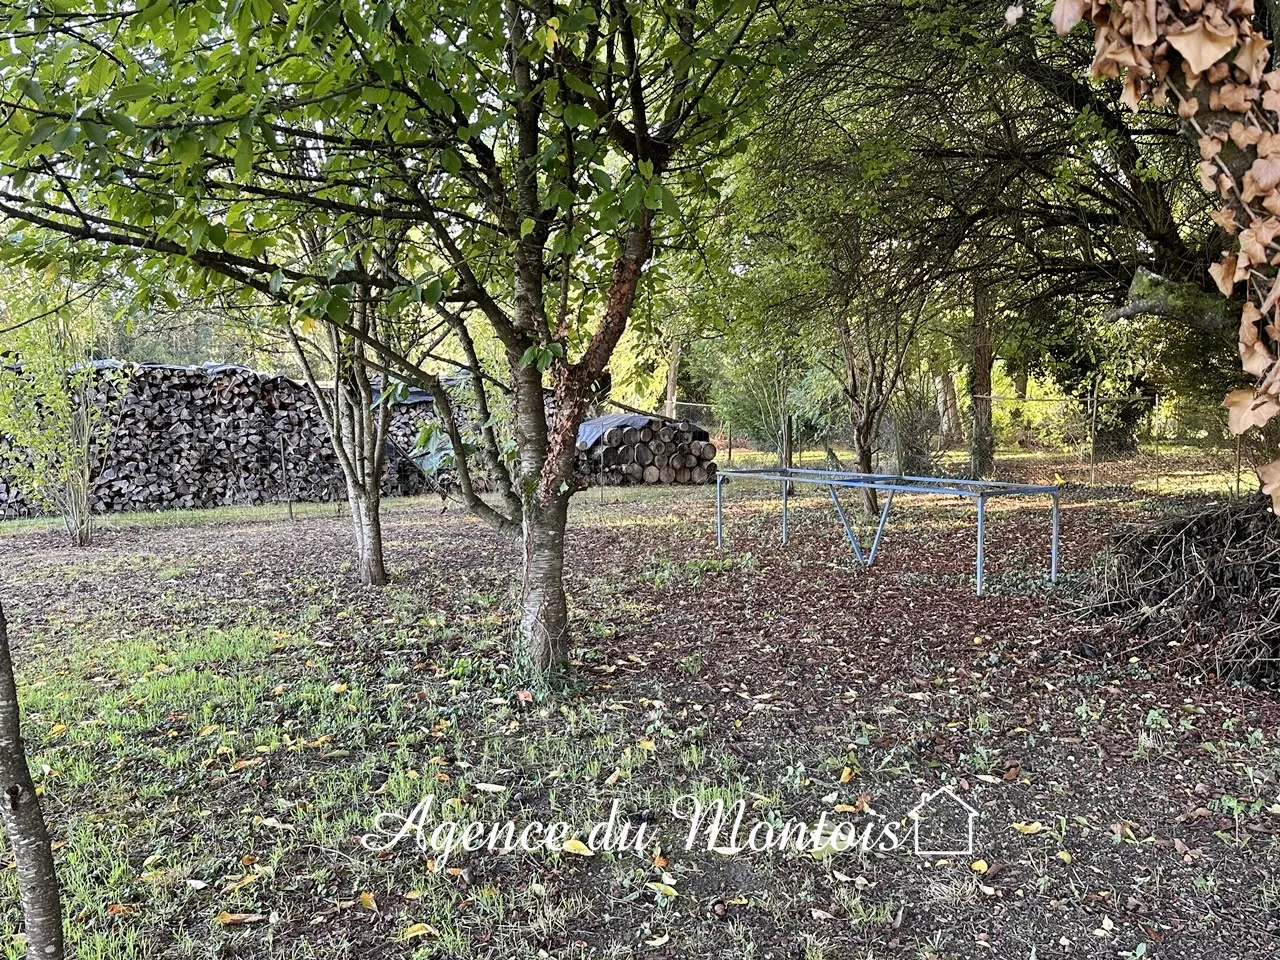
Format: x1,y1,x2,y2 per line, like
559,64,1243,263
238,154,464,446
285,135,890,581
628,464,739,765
1,369,719,520
0,363,436,519
573,414,718,488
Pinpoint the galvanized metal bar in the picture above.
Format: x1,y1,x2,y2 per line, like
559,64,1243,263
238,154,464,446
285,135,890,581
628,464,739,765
781,477,789,544
711,466,1059,596
1050,491,1060,583
867,490,895,566
976,494,987,596
716,474,725,549
718,470,979,499
725,466,1057,495
827,484,866,564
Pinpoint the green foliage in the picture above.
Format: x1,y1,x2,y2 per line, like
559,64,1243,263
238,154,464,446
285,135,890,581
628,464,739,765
0,272,123,544
0,0,787,361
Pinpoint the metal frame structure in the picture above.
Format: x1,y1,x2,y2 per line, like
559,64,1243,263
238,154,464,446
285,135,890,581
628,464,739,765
714,467,1059,596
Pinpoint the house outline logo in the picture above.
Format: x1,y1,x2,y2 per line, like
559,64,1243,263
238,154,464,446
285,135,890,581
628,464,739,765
908,786,979,857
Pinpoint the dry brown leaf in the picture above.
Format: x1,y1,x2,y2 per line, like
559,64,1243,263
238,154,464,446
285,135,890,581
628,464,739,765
1209,253,1239,295
1131,0,1158,46
215,911,266,926
1223,388,1280,433
1051,0,1088,35
1259,459,1280,512
1229,121,1263,149
1166,21,1239,75
1212,83,1256,112
1236,33,1272,85
1199,135,1224,160
1241,339,1275,377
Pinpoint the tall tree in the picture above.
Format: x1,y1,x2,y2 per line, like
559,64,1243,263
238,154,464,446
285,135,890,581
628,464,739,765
0,0,785,668
0,602,63,960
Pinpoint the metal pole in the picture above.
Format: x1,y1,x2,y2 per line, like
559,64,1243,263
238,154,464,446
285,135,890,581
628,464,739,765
715,475,724,548
1050,492,1060,584
976,495,986,596
1089,391,1098,487
727,421,733,467
1152,393,1160,494
781,473,789,545
868,490,895,566
827,484,865,564
1236,436,1242,497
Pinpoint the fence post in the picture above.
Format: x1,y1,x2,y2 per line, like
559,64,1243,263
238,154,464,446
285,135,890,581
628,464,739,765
1236,435,1242,497
1152,393,1160,494
1089,390,1099,486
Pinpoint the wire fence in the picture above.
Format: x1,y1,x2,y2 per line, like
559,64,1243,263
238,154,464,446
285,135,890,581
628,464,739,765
673,394,1258,497
963,394,1250,495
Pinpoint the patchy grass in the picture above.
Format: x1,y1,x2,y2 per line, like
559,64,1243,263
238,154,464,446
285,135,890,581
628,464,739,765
1,483,1278,958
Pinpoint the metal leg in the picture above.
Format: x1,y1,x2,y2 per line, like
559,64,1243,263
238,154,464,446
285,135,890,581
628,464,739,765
781,477,789,545
976,495,986,596
716,475,724,549
1050,492,1060,584
867,490,895,566
827,485,866,564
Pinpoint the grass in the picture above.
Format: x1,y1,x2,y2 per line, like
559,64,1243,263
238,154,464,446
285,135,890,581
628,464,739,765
2,476,1279,957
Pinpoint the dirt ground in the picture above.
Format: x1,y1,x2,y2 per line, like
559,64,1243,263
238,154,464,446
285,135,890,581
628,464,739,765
1,482,1278,959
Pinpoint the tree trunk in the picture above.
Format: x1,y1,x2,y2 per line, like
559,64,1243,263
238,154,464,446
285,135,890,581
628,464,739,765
935,371,964,444
663,341,681,419
852,425,879,515
0,602,64,960
520,495,570,672
284,293,391,588
1013,363,1029,401
348,485,388,587
969,284,995,478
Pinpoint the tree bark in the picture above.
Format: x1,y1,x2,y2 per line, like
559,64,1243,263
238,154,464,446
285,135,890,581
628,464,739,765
663,340,681,418
0,602,64,960
284,288,391,588
934,370,964,445
520,495,570,672
348,485,388,587
852,423,879,515
969,284,995,478
1013,363,1029,401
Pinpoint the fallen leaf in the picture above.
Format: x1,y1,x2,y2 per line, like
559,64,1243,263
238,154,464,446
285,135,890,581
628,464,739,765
215,911,266,926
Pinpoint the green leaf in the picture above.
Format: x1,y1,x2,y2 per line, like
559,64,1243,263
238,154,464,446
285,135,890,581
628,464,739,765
235,136,254,178
563,104,597,128
17,78,45,105
111,82,160,104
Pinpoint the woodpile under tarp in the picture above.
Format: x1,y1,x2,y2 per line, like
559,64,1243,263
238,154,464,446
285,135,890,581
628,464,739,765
574,413,717,488
0,362,435,519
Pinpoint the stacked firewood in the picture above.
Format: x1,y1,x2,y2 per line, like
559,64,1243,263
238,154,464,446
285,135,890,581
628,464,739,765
0,363,435,518
0,367,717,519
573,417,718,487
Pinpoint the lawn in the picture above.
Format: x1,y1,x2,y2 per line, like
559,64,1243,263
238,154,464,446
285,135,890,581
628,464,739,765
1,482,1278,959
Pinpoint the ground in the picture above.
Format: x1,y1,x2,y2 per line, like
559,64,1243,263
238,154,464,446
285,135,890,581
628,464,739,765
1,478,1278,959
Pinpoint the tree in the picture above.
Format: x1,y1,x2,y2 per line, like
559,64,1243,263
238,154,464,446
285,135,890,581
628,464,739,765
1045,0,1280,504
281,226,412,587
0,0,785,669
0,601,64,960
0,270,121,545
